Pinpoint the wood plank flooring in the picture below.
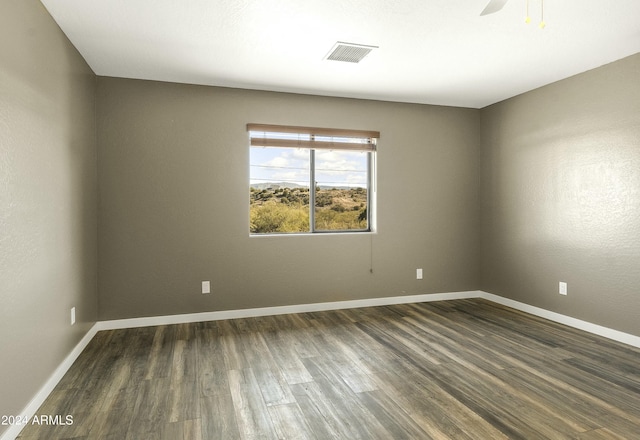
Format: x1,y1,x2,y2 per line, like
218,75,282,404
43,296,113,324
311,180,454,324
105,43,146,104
16,299,640,439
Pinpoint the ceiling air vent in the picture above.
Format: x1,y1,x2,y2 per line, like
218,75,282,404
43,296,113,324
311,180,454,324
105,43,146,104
325,42,378,63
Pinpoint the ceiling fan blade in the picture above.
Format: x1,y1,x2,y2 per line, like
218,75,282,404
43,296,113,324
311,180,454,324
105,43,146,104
480,0,510,16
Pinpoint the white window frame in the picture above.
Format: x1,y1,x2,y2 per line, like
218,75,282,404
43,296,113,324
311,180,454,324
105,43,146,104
248,124,379,235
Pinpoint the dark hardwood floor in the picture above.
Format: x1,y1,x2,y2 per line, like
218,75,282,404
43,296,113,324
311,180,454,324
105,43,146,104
17,299,640,439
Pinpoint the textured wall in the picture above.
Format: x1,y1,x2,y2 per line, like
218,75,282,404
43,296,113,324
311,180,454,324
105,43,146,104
0,0,97,430
480,54,640,336
96,77,480,320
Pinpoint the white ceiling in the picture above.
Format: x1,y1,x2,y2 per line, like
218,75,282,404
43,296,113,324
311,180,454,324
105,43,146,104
40,0,640,108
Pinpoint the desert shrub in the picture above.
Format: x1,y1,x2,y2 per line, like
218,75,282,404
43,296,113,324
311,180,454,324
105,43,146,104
315,191,333,207
315,209,366,231
250,187,367,232
250,202,309,233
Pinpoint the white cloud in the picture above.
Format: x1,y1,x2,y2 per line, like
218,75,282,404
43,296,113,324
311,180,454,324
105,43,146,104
315,150,367,187
251,147,367,187
264,156,290,168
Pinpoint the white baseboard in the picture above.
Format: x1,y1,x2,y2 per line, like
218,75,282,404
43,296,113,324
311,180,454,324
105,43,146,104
96,291,640,348
5,289,639,440
96,290,483,331
1,324,99,440
479,291,640,349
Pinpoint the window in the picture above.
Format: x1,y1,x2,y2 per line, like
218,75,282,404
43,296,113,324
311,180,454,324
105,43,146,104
248,124,378,234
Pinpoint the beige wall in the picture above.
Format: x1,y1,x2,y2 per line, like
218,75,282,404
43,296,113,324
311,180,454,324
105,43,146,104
96,77,480,320
0,0,97,432
480,53,640,336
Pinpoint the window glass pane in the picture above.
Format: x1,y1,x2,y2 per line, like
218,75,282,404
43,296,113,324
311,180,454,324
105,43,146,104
314,150,368,231
250,147,310,234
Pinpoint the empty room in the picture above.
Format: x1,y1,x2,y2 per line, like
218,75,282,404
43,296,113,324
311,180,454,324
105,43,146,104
2,0,640,439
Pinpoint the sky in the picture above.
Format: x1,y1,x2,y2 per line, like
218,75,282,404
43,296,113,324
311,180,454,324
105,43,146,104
250,147,368,188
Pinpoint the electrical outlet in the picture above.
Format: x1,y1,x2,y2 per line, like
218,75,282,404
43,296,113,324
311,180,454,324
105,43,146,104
416,268,423,280
202,281,211,294
559,282,568,296
70,307,76,325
